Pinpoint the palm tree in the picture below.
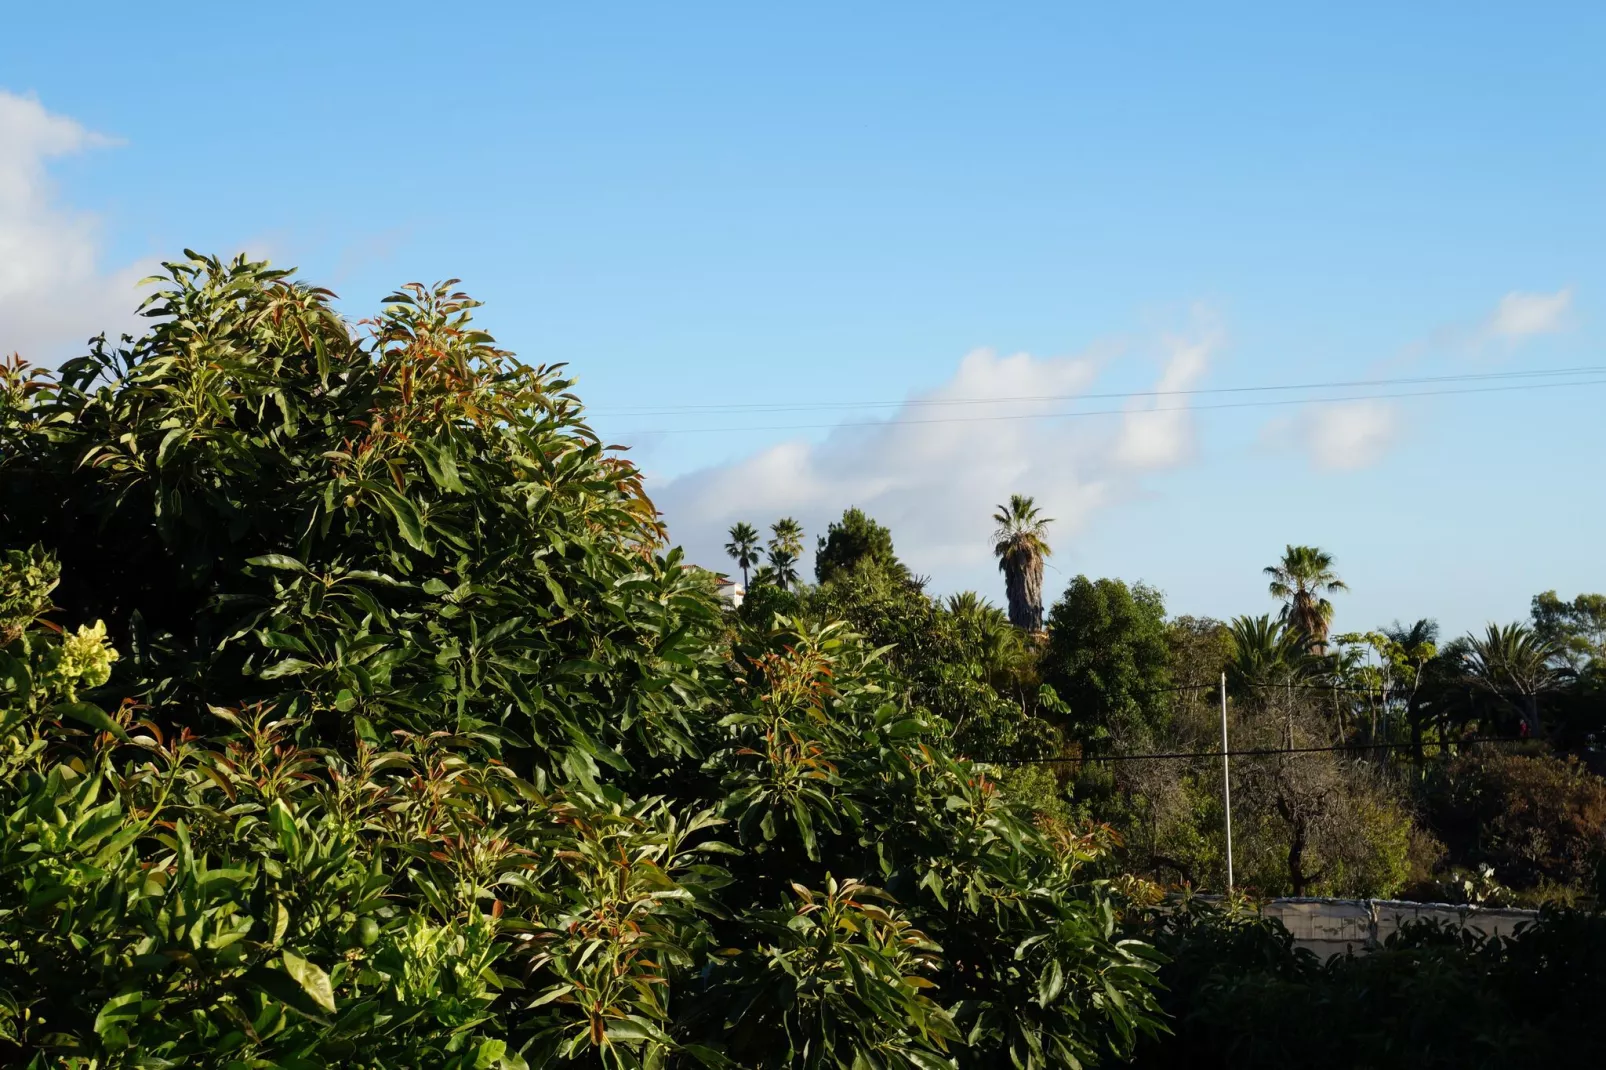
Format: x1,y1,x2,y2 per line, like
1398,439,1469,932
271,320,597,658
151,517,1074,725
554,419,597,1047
992,495,1052,632
946,591,989,618
1264,545,1348,652
1382,618,1440,773
1464,622,1559,737
766,550,800,591
724,522,761,588
947,592,1023,674
1385,618,1440,652
767,518,804,591
947,591,1034,710
1226,614,1309,691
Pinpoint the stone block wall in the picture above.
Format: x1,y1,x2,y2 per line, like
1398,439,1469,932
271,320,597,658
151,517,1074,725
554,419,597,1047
1257,897,1537,959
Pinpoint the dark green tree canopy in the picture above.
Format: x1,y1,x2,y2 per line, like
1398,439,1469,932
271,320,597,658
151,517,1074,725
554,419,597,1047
0,255,714,780
814,506,909,586
1225,614,1311,691
1422,748,1606,891
1042,576,1172,746
0,254,1162,1068
1532,590,1606,672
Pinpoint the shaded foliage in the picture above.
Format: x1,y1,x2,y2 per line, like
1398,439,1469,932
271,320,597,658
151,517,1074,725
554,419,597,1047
1042,577,1172,749
1422,748,1606,893
1131,897,1606,1069
813,508,908,587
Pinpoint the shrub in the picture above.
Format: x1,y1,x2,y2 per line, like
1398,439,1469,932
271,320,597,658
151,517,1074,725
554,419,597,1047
1423,747,1606,892
0,255,1162,1067
1131,897,1606,1069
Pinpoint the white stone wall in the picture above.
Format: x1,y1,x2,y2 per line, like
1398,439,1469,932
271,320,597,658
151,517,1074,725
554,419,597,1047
1256,897,1537,959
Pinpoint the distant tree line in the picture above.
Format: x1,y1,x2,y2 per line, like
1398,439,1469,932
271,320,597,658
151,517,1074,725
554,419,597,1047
726,507,1606,907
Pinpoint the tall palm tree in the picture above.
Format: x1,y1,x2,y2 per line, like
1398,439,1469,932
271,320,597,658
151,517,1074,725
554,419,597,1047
724,522,761,587
992,495,1053,632
1264,545,1348,652
1464,622,1559,737
767,518,804,591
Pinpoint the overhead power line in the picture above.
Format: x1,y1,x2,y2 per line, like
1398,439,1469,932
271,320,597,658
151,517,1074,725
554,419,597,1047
592,364,1606,418
610,372,1606,436
985,737,1532,765
1162,680,1550,700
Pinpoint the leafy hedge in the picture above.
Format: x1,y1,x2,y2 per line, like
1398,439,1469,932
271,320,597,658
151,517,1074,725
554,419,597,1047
0,255,1161,1068
1130,896,1606,1069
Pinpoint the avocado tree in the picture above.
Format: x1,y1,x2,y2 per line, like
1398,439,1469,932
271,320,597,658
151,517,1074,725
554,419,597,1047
0,255,1161,1068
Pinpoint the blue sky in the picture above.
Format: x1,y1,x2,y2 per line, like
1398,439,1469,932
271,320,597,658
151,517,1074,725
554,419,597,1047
3,2,1603,637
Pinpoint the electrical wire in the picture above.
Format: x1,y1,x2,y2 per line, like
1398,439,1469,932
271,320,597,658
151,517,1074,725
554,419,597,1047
1108,680,1550,701
984,737,1533,765
611,374,1606,436
591,364,1606,418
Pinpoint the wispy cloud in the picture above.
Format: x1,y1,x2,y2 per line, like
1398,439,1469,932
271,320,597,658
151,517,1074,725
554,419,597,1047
1114,318,1218,469
651,315,1223,583
0,90,153,365
1261,399,1399,471
1300,400,1398,471
1260,284,1578,471
1486,287,1574,341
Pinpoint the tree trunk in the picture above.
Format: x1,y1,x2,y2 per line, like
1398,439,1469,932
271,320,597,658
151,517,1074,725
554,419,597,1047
1409,699,1423,781
1004,565,1028,630
1288,819,1310,896
1003,553,1045,632
1522,694,1541,738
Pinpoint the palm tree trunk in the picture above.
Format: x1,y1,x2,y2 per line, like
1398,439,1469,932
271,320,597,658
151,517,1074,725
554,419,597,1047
1003,558,1044,632
1023,559,1044,631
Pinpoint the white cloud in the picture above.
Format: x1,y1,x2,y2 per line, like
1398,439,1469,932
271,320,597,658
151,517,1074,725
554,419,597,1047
0,91,152,365
1257,284,1575,470
652,317,1222,586
1113,321,1218,468
1299,400,1398,471
1486,287,1573,341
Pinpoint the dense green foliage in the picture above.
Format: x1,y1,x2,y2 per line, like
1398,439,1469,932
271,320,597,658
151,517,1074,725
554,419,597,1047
1422,748,1606,895
5,252,1606,1066
738,525,1060,769
812,509,907,588
1023,564,1606,905
1130,897,1606,1068
722,517,1606,909
0,256,1163,1068
1041,578,1171,750
1531,590,1606,673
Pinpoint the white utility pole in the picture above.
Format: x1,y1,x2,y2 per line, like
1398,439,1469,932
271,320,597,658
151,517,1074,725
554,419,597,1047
1220,672,1234,892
